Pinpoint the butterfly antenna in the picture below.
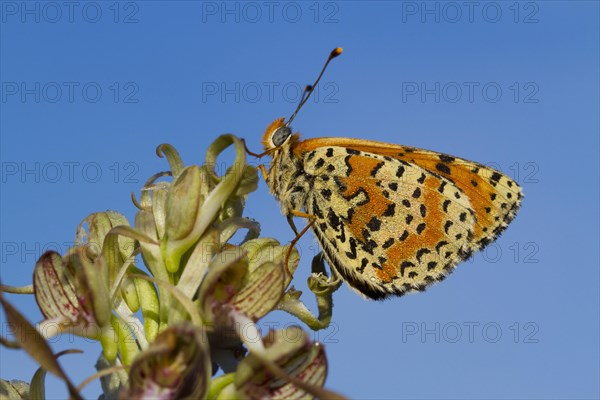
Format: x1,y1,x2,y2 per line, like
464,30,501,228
286,47,343,126
298,85,313,106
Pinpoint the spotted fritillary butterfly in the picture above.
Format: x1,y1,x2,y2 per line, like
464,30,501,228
254,48,523,300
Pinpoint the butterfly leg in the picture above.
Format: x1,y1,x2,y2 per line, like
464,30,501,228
241,138,271,158
241,138,261,157
240,138,270,180
257,164,268,181
284,209,316,275
286,214,299,235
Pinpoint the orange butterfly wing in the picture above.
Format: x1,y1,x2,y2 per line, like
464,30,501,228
294,137,523,250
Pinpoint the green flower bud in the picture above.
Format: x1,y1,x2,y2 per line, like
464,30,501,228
162,166,208,273
33,250,118,362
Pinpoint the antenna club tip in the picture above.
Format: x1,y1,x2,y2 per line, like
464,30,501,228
331,47,343,57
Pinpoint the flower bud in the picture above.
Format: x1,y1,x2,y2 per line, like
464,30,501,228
122,324,210,400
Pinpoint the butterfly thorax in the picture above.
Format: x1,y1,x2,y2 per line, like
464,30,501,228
266,141,312,216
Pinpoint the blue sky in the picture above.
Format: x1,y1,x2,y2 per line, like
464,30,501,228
1,1,598,399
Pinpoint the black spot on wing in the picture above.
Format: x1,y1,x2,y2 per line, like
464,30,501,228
444,220,454,234
333,176,347,192
367,216,382,231
343,155,353,174
345,237,358,259
320,188,332,201
343,187,370,206
436,163,451,174
362,239,378,255
400,261,415,277
357,258,369,273
327,208,341,230
370,161,385,177
383,203,396,217
439,154,455,163
442,199,451,212
416,248,431,262
345,208,355,224
396,165,405,177
335,224,346,243
436,241,449,253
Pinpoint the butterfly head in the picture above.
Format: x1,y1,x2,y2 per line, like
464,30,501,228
262,117,297,152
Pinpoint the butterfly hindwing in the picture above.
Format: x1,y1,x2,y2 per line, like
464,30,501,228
300,145,479,299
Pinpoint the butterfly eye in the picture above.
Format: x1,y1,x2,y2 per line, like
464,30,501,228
272,126,292,147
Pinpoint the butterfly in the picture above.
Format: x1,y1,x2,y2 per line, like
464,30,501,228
250,48,523,300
